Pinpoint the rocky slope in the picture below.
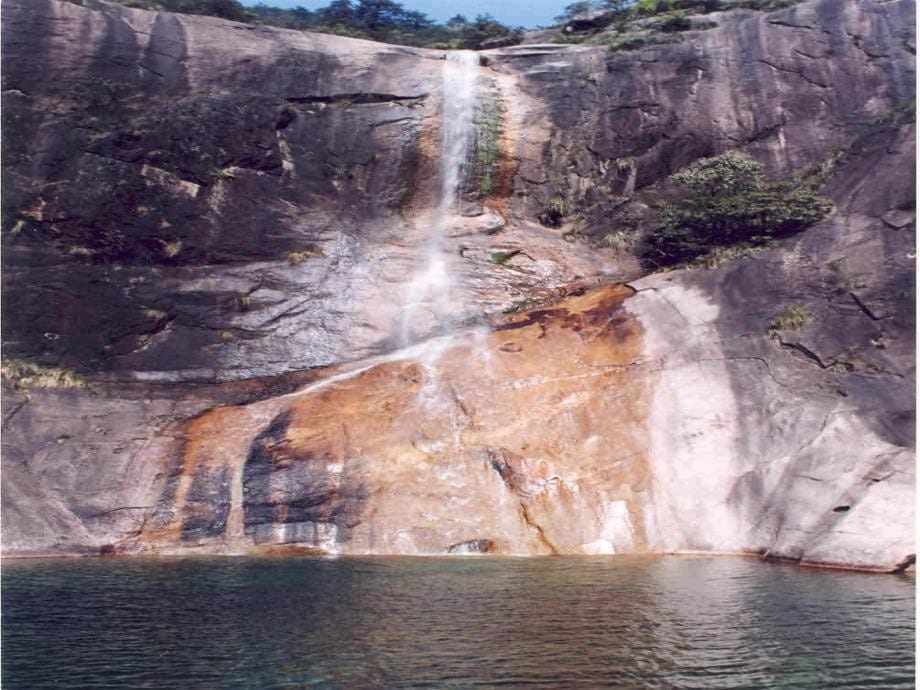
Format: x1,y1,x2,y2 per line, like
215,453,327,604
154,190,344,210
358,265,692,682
1,0,914,571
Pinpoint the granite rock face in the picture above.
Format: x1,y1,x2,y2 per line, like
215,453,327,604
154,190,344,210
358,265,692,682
488,0,916,241
1,0,914,570
1,0,624,382
2,0,441,381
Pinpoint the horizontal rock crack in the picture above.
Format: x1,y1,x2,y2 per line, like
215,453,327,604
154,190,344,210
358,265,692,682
284,93,427,106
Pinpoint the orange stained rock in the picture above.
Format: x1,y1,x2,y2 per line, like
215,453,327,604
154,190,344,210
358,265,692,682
138,404,284,548
138,285,656,555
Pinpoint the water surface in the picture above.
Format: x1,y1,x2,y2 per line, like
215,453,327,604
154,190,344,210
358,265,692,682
2,555,914,688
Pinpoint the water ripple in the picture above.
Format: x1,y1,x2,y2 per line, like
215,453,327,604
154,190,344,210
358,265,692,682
2,555,914,689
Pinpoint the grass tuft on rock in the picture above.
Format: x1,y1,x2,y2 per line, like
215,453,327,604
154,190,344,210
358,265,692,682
539,195,572,228
767,304,812,337
490,249,521,265
1,359,86,390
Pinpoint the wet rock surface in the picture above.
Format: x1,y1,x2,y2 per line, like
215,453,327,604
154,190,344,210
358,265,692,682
1,0,914,570
1,0,627,382
96,287,652,557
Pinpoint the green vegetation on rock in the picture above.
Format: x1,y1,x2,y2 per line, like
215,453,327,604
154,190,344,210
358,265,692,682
1,359,86,390
873,100,916,125
678,239,774,269
604,32,685,51
767,304,812,337
210,167,237,181
538,196,572,228
490,249,521,265
601,228,641,251
631,0,799,13
642,152,832,268
70,0,252,21
473,84,504,198
653,10,693,32
555,0,802,48
796,149,846,192
71,0,522,49
502,297,543,314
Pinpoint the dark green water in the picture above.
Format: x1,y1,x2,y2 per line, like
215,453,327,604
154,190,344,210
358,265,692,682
2,555,914,689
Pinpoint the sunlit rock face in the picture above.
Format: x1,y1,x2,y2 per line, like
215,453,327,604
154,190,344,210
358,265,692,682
629,278,915,572
1,0,914,571
127,286,652,556
6,278,911,569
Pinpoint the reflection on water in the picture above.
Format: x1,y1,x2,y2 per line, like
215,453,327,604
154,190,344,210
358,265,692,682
2,556,914,689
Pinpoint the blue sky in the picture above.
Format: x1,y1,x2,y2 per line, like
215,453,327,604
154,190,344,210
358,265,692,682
240,1,566,28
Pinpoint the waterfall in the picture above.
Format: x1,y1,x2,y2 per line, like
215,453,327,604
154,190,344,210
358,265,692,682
400,51,480,346
437,51,480,216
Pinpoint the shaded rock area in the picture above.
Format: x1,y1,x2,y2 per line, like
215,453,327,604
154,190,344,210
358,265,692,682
1,0,914,570
2,0,442,380
1,0,626,383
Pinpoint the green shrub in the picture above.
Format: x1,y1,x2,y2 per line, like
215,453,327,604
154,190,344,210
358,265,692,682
670,150,764,196
601,229,640,251
606,32,684,51
634,0,673,15
285,249,320,264
552,34,591,44
210,167,236,181
678,239,773,269
80,0,522,50
555,1,594,22
728,0,801,9
654,10,692,32
796,148,845,191
642,152,832,267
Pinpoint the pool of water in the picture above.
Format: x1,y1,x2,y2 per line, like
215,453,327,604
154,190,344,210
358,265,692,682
2,555,914,688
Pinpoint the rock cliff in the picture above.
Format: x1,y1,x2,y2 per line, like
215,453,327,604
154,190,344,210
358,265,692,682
2,0,914,571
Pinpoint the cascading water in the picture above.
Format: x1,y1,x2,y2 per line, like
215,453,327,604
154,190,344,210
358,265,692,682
400,51,480,347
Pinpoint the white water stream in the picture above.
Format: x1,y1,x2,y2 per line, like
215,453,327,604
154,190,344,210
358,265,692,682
275,53,485,435
400,51,480,346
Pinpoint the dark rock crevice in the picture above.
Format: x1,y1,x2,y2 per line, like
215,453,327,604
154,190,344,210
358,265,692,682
284,92,427,106
848,291,883,321
447,538,495,554
889,553,915,574
520,505,559,555
484,448,559,554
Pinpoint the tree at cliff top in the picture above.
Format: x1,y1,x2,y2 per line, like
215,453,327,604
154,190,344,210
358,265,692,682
556,0,800,24
87,0,522,48
641,152,833,268
557,0,628,18
103,0,252,20
250,1,520,48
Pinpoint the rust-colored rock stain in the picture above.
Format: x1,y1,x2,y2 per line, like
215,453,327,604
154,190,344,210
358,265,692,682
128,286,655,556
